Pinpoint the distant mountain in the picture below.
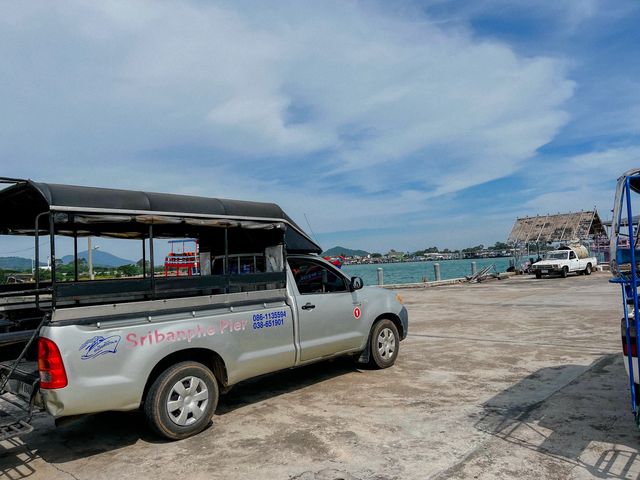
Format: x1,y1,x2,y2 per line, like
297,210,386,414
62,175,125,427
61,250,135,267
322,246,370,257
0,256,42,271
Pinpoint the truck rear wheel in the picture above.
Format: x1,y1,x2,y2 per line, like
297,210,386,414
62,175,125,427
561,266,569,278
369,319,399,369
144,361,218,440
584,263,592,275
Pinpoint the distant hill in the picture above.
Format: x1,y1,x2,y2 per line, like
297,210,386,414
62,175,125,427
0,256,43,271
61,250,135,267
322,246,369,257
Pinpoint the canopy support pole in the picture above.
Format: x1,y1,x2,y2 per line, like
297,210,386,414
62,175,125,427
73,232,78,282
224,228,229,293
49,213,56,308
149,225,155,298
142,238,147,278
34,212,48,310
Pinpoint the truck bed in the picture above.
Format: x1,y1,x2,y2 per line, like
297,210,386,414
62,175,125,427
0,360,39,441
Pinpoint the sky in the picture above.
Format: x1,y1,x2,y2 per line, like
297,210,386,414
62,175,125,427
1,0,640,258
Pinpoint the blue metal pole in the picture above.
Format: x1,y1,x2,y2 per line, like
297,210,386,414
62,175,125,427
622,283,636,412
625,178,640,419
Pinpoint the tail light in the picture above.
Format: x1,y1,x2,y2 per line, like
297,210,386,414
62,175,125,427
38,337,68,389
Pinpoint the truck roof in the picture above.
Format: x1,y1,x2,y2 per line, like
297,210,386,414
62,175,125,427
0,177,321,253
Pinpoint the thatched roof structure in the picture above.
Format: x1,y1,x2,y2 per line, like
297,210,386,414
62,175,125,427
507,210,607,245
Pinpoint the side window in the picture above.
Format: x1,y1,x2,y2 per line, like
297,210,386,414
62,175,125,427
569,251,576,259
211,254,266,275
288,258,348,294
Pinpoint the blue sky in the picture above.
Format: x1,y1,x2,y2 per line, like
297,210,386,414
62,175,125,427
1,0,640,258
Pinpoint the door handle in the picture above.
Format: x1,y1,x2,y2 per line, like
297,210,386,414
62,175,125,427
301,302,316,310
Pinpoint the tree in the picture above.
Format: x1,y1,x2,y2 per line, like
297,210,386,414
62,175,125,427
371,253,382,258
462,244,484,253
136,258,151,272
119,264,138,277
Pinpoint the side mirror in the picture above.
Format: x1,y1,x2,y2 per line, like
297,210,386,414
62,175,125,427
350,276,363,291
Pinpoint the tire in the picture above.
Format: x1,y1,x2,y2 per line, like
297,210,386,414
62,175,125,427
535,272,542,279
584,263,592,275
144,361,218,440
561,266,568,278
369,319,400,369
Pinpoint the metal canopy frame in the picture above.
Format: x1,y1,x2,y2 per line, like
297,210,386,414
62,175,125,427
0,178,298,310
610,169,640,427
26,211,287,309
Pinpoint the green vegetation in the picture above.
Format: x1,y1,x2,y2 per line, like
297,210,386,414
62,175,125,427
322,246,370,257
322,241,515,262
414,246,439,255
461,244,484,254
31,260,153,282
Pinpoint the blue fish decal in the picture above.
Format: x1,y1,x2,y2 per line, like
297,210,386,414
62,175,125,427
79,335,121,360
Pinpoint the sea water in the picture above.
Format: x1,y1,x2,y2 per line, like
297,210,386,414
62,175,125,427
341,257,514,286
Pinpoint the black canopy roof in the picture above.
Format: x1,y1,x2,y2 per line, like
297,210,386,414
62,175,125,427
0,178,321,253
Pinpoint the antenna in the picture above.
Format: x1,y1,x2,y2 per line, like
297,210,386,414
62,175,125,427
303,213,320,244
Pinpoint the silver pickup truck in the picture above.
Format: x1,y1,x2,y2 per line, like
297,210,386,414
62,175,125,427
0,178,407,440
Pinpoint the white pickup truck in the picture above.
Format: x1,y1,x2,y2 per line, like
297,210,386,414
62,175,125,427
531,247,597,279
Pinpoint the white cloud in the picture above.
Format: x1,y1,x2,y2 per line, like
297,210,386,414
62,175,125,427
522,146,640,219
0,0,578,250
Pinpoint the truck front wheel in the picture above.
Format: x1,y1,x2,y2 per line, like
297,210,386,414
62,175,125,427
144,361,219,440
561,266,569,278
369,319,400,369
584,263,592,275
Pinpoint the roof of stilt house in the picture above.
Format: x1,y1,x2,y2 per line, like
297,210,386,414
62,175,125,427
507,210,607,245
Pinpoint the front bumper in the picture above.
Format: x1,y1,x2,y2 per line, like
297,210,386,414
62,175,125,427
533,265,560,272
399,306,408,340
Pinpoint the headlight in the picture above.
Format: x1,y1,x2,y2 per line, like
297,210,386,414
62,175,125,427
552,264,559,269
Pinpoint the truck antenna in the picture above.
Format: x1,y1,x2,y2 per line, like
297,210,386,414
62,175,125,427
303,213,320,244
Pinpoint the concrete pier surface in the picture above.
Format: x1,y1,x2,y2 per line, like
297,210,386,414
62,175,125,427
1,273,637,479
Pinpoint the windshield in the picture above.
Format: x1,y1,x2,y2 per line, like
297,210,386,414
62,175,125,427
545,252,568,260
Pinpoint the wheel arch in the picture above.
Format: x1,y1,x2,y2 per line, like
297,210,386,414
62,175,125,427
358,313,403,364
375,312,404,339
141,348,228,405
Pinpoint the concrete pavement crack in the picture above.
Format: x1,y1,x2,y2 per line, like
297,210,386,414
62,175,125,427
49,462,81,480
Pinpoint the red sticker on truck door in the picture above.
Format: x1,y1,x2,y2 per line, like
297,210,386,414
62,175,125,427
353,307,361,319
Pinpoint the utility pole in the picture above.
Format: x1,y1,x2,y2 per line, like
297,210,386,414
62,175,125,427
88,237,94,280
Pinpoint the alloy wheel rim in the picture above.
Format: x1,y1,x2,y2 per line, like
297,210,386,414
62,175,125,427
167,376,209,426
377,327,396,359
